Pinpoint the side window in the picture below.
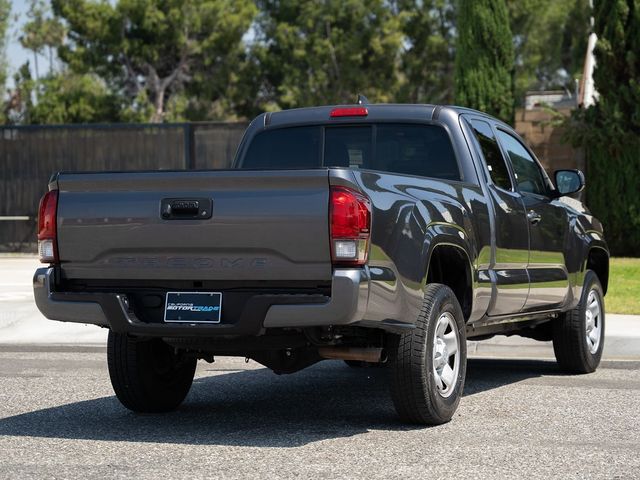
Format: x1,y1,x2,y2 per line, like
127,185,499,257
469,119,512,190
496,130,549,196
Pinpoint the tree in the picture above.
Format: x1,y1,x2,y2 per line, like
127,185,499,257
507,0,590,100
590,0,640,134
249,0,404,112
2,0,602,124
29,72,121,123
560,0,592,80
54,0,256,122
0,0,10,107
20,0,66,83
567,0,640,256
454,0,515,122
4,64,123,124
394,0,456,104
3,63,35,124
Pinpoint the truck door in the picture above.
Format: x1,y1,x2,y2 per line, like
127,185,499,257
494,128,570,310
467,119,530,315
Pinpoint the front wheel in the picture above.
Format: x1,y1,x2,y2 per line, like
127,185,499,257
388,283,467,425
107,332,197,413
552,270,605,373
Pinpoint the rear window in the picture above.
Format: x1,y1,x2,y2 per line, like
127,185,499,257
240,124,460,181
240,126,321,169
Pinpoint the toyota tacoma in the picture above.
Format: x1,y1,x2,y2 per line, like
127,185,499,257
33,103,609,424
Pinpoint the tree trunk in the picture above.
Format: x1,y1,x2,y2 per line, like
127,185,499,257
33,53,39,81
151,88,165,123
144,57,187,123
33,53,39,101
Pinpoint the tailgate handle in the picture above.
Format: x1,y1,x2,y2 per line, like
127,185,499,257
161,198,213,220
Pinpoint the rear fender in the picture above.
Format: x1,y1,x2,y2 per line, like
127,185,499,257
421,224,479,321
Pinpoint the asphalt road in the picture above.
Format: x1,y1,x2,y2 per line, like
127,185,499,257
0,347,638,479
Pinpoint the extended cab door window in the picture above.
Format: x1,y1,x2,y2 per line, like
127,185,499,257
468,120,513,190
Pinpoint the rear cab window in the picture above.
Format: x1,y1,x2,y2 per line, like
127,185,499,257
240,126,321,169
240,124,461,182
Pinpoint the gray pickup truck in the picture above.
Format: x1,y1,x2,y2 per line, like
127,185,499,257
34,104,609,425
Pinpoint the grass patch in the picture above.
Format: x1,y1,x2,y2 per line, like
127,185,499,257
606,257,640,315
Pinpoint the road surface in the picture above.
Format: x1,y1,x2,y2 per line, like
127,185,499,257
0,348,638,479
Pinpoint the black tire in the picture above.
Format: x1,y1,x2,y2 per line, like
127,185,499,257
107,331,197,413
388,283,467,425
552,270,605,374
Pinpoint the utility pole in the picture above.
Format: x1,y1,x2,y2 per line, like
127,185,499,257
579,0,598,107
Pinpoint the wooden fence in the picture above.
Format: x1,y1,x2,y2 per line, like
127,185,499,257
0,122,247,251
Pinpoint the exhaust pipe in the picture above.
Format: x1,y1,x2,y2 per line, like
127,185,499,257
318,347,384,363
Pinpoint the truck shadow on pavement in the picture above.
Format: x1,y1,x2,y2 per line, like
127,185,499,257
0,358,564,447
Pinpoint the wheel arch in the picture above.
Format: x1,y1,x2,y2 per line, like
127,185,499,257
587,246,609,295
425,241,474,321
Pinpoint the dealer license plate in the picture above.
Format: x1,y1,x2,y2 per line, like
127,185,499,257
164,292,222,323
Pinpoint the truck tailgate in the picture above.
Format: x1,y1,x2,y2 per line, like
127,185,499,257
55,170,332,281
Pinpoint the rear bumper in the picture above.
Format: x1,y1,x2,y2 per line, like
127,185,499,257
33,267,370,337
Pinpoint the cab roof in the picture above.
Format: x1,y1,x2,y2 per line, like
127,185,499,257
258,103,503,129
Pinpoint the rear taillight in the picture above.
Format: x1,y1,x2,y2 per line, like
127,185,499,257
37,190,59,263
330,186,371,266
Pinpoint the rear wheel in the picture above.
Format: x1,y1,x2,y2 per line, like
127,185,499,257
388,283,467,425
552,270,605,373
107,332,197,413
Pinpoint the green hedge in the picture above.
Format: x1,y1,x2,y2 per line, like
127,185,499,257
586,141,640,256
568,0,640,257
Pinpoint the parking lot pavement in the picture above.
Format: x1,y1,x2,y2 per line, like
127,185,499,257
0,349,638,479
1,256,639,478
0,257,106,344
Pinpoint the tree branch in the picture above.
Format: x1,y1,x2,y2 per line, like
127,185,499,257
159,50,189,91
122,55,142,95
325,21,342,94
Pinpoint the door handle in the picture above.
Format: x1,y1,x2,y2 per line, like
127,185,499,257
527,210,542,225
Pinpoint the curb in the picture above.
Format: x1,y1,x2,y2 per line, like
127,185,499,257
468,314,640,360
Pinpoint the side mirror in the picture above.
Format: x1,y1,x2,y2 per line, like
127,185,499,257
554,169,585,196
